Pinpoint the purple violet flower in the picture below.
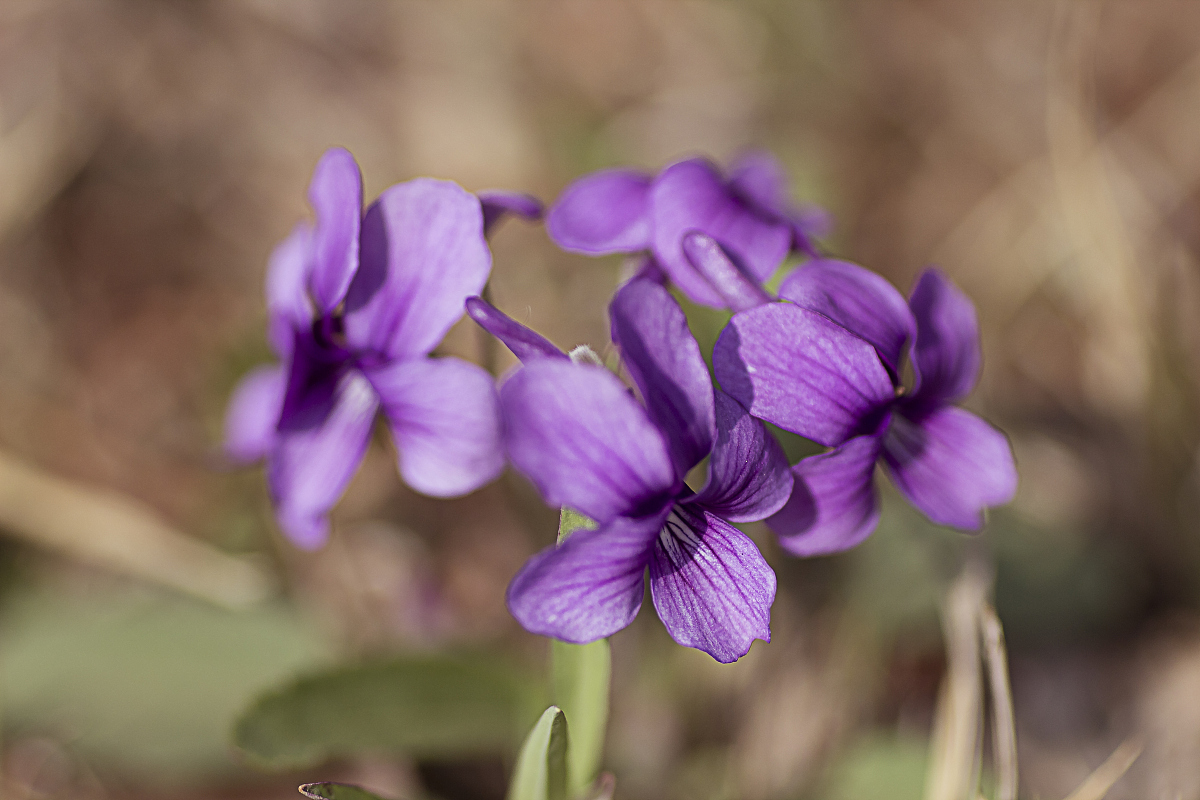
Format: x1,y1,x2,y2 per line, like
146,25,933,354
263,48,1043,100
545,152,828,309
468,280,793,662
713,261,1017,555
224,148,513,549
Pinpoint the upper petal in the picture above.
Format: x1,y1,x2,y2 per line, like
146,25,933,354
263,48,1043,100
767,432,882,556
265,223,314,360
478,190,544,236
506,513,664,643
366,356,504,498
545,169,653,254
307,148,363,314
650,158,792,307
224,365,286,464
713,303,895,447
906,268,981,409
267,370,379,549
649,505,776,663
681,232,773,312
881,407,1017,530
499,359,677,524
689,390,792,523
465,296,567,362
609,278,715,477
342,178,490,360
727,151,831,254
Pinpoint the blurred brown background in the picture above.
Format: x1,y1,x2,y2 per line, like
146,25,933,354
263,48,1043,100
3,1,1200,798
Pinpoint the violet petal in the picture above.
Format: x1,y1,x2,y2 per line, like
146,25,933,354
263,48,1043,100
267,370,379,549
465,296,567,362
690,390,792,522
307,148,363,314
768,432,883,555
224,365,286,464
609,278,715,477
343,178,490,360
265,223,313,360
681,232,773,312
366,357,504,497
546,169,653,254
881,407,1017,530
499,359,677,524
649,505,775,663
714,303,894,447
507,512,664,643
907,268,982,409
478,190,544,236
778,259,915,375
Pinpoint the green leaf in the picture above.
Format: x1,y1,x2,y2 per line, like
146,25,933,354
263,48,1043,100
299,783,394,800
552,639,610,797
507,706,569,800
557,508,596,544
234,653,546,769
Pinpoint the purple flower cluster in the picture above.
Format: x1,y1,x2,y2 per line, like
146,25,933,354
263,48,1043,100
226,147,1016,663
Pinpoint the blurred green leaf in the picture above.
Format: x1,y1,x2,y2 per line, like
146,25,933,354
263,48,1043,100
299,782,394,800
558,508,596,544
507,706,569,800
552,639,610,798
234,653,546,769
818,733,928,800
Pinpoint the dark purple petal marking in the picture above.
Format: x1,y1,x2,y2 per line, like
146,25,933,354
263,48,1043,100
768,432,883,555
500,359,677,524
649,159,792,307
649,505,775,663
690,390,792,523
366,357,504,497
265,223,313,360
906,268,982,409
778,259,916,375
224,365,286,464
507,513,665,643
714,303,894,447
682,232,773,312
307,148,363,314
881,407,1017,530
478,190,544,236
546,169,653,254
267,371,379,549
343,178,490,360
465,296,567,362
609,279,715,477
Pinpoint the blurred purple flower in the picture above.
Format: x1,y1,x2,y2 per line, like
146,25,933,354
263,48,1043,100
224,148,506,549
545,152,829,309
714,263,1017,555
469,280,791,662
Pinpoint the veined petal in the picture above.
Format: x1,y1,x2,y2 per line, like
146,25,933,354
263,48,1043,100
907,268,981,408
366,357,504,497
690,390,792,522
307,148,362,313
649,505,775,663
714,303,894,447
882,407,1017,530
224,365,286,464
265,223,313,360
478,190,544,236
465,296,567,362
609,279,714,477
768,432,882,555
546,169,653,254
267,370,379,550
682,232,773,312
507,513,663,643
778,259,915,375
650,158,791,307
343,178,490,360
500,359,677,524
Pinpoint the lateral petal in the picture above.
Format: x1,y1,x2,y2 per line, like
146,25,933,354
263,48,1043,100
478,190,544,236
465,296,567,362
609,279,715,477
681,232,773,312
499,359,677,524
714,303,894,447
224,365,286,464
546,169,653,254
649,505,775,663
881,407,1017,530
366,357,504,498
307,148,362,313
907,268,981,409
